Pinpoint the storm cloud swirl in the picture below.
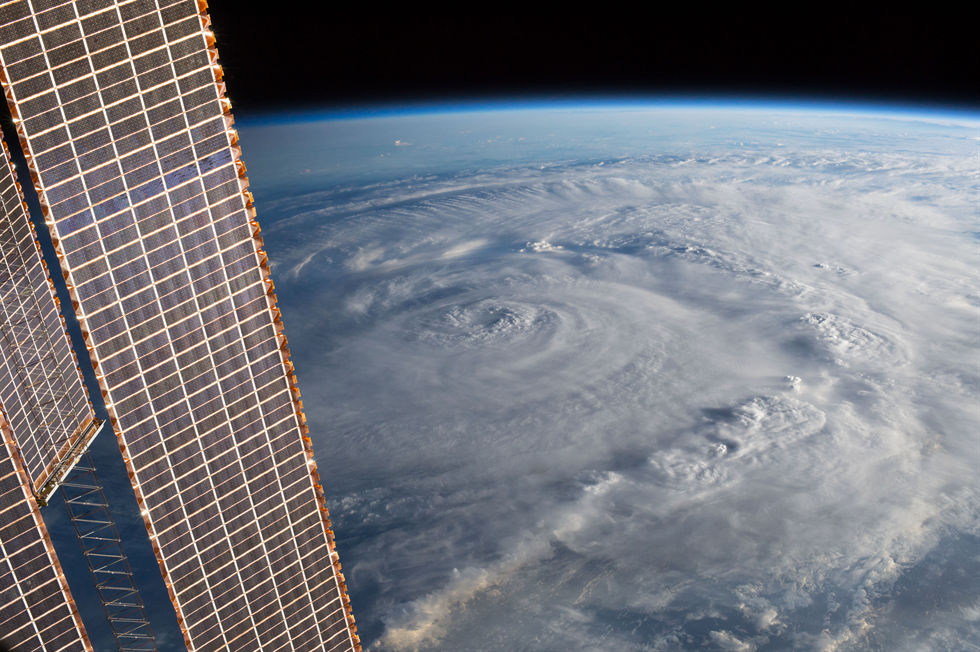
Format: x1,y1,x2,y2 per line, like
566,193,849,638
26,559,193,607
258,120,978,652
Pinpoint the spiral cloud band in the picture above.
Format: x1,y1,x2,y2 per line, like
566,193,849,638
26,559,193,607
245,108,977,652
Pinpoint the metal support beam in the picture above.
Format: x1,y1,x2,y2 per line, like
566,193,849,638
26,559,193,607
61,452,159,652
36,418,102,506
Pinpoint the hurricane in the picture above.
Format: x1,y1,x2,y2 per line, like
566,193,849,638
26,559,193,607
236,105,980,652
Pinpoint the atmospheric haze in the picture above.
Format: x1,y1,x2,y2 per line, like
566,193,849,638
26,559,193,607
90,103,979,651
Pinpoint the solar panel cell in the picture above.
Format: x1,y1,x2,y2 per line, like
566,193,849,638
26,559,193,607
114,386,149,416
128,28,164,56
112,117,150,147
138,63,174,92
50,193,91,222
112,374,147,405
78,143,117,176
48,37,88,68
13,71,54,102
219,232,253,260
194,520,225,553
36,4,75,30
179,84,214,112
173,204,211,238
81,9,117,35
120,285,155,314
41,23,82,52
137,471,171,502
120,0,159,22
83,177,122,206
123,12,161,40
163,14,197,43
105,96,139,124
9,52,49,81
98,76,136,105
61,219,97,249
97,341,137,376
55,75,94,106
139,80,175,110
177,586,212,624
197,634,226,652
127,313,163,344
145,96,178,125
82,164,120,192
85,21,122,54
52,59,91,85
1,40,40,70
193,410,223,437
221,605,251,635
61,231,101,262
258,629,288,652
0,17,38,45
184,236,218,265
32,122,68,154
156,512,191,548
127,194,167,224
160,1,197,24
170,45,205,73
190,398,222,425
139,226,175,255
95,59,130,88
94,328,132,357
212,347,245,378
172,564,205,596
202,165,235,195
0,2,31,25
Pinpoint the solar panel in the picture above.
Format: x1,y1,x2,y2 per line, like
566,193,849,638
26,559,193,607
0,2,360,650
0,406,92,652
0,137,98,505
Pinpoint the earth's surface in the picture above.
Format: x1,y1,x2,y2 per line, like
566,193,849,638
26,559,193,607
59,102,980,651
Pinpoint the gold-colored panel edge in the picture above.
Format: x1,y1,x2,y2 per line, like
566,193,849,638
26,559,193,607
198,1,361,647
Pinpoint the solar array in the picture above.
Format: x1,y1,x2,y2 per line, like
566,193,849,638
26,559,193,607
0,137,97,505
0,1,360,650
1,408,91,652
0,124,93,652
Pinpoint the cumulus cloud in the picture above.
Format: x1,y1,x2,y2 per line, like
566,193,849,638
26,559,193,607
255,109,978,651
710,630,758,652
378,536,553,651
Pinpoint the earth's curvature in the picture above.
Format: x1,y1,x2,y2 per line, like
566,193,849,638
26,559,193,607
240,103,978,652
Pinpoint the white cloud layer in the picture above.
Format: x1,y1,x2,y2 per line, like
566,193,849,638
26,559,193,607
256,108,978,651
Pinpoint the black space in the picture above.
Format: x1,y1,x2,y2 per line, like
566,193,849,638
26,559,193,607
204,6,978,114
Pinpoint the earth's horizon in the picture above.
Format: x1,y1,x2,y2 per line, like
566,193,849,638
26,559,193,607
49,100,978,652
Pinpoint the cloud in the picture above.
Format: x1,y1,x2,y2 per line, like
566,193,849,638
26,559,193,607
710,630,757,652
260,114,978,650
377,536,552,651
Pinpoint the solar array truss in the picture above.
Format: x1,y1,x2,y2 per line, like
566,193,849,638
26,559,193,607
1,406,91,652
0,1,360,650
0,135,97,506
60,451,158,651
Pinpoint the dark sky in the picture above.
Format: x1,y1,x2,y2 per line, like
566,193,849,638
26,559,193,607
204,6,978,115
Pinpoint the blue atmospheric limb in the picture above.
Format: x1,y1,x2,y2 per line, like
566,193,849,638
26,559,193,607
215,103,980,650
